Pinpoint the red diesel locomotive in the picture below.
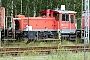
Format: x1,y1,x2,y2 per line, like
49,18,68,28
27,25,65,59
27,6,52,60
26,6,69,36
11,9,77,41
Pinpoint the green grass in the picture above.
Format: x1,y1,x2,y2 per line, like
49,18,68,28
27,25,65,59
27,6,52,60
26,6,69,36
2,40,76,47
0,51,90,60
61,40,75,46
2,38,90,47
2,40,59,47
1,39,90,60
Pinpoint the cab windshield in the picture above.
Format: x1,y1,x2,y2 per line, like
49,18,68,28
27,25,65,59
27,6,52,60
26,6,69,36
62,14,69,21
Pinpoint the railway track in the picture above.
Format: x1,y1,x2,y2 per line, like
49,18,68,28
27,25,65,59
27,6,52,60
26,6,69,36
0,45,90,56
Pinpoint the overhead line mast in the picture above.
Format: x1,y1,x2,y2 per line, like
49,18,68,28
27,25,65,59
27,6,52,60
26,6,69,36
83,0,89,60
84,0,89,44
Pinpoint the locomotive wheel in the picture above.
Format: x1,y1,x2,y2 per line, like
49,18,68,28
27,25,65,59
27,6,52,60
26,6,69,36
24,38,29,44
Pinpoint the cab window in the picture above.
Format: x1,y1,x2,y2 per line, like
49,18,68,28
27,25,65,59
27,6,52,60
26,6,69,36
41,13,46,17
70,15,74,23
53,13,59,21
62,14,69,21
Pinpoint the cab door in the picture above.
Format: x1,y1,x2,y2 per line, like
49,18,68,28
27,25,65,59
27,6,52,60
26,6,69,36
70,14,76,29
60,13,70,29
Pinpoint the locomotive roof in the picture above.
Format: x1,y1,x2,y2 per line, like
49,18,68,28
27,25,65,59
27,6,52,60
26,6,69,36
54,10,77,14
39,9,77,14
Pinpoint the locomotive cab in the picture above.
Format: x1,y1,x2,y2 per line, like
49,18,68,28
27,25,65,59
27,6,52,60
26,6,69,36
39,8,77,40
58,10,77,33
54,8,77,40
11,8,77,41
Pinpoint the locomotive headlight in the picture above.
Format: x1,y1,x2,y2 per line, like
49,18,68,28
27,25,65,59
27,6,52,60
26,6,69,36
82,30,84,33
82,30,84,36
75,22,77,29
